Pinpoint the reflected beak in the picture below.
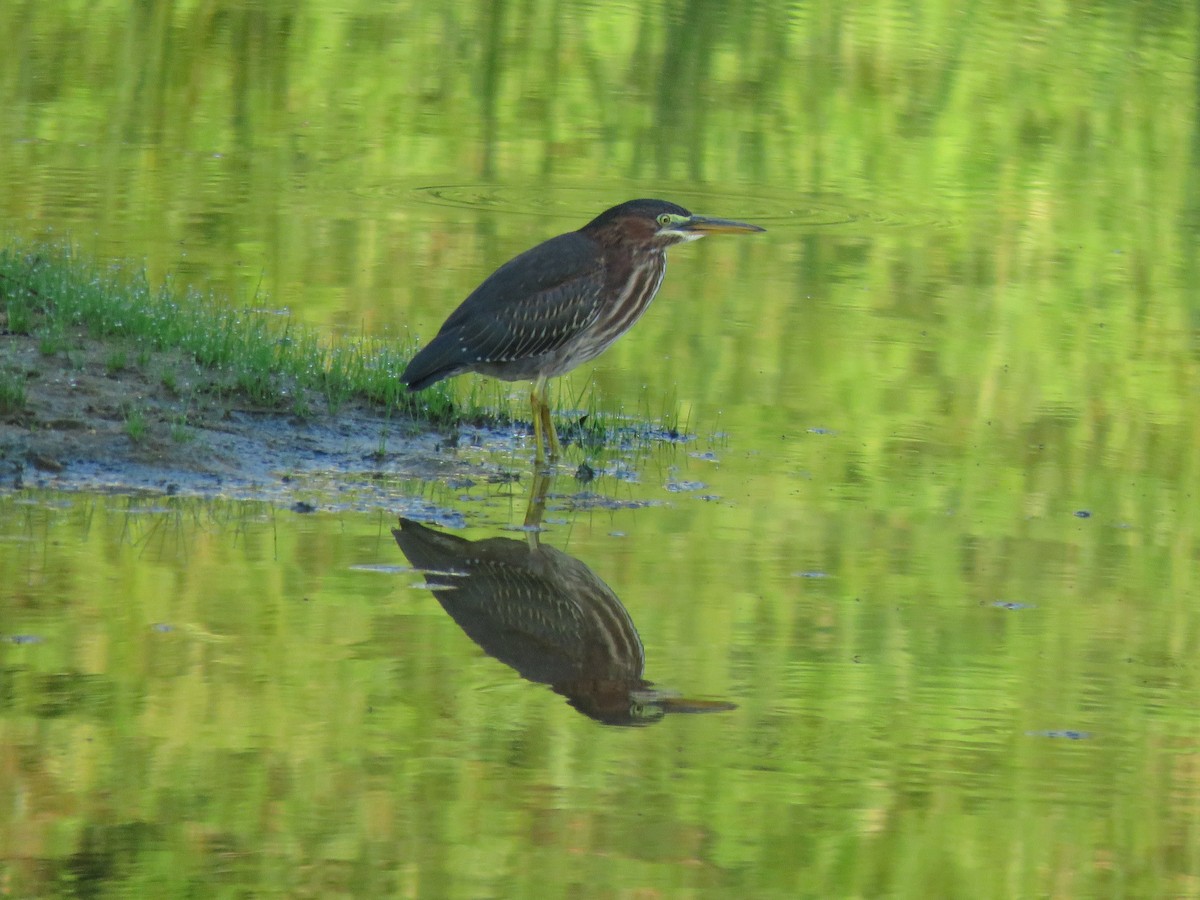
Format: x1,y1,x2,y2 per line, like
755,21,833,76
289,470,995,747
656,697,739,714
680,215,766,235
631,688,738,716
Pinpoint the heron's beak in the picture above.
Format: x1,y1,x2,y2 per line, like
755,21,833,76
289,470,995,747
680,215,766,235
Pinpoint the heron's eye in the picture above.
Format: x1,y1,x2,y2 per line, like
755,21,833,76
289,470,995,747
656,214,672,227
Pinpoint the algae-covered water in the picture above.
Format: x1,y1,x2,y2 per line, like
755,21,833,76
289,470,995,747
3,2,1200,896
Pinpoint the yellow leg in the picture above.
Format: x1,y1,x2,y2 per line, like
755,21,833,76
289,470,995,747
531,379,546,465
530,377,562,465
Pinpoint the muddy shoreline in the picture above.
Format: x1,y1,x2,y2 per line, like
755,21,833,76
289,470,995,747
0,329,517,507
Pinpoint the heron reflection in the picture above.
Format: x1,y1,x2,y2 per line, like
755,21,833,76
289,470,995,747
393,477,734,725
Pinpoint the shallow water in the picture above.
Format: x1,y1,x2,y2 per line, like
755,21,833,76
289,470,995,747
3,1,1200,896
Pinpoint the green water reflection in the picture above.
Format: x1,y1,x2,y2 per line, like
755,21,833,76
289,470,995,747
4,0,1200,896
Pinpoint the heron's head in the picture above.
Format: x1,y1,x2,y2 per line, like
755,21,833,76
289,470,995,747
583,198,765,250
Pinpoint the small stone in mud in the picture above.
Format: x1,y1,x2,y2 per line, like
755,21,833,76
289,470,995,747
26,452,64,473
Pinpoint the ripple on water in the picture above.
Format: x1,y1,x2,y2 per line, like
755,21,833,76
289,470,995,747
398,183,952,232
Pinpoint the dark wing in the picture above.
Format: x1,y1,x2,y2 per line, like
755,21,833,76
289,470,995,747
402,231,604,390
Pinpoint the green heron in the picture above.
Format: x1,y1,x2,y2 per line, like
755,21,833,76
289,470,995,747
393,513,736,725
401,199,764,463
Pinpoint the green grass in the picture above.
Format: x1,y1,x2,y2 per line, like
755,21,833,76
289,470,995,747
0,241,467,425
123,404,147,442
0,241,687,455
169,413,194,444
36,323,66,356
0,370,26,414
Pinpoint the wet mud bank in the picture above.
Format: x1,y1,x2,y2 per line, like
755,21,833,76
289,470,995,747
0,330,505,507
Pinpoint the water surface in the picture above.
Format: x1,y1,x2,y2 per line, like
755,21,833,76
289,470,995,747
3,1,1200,896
